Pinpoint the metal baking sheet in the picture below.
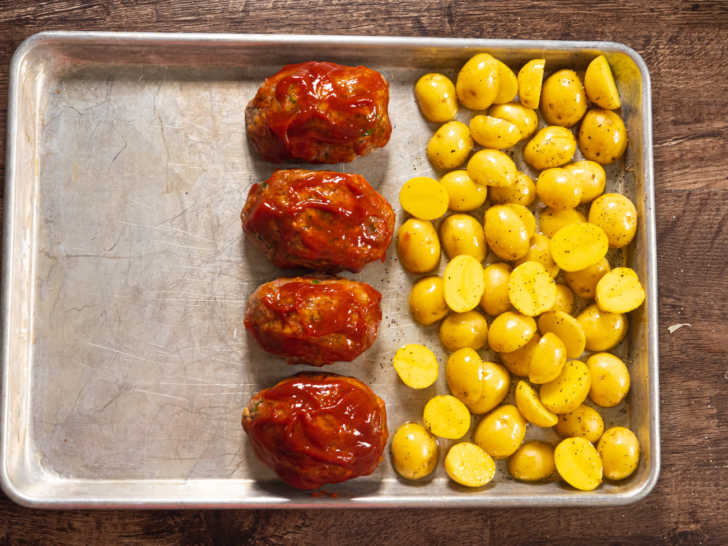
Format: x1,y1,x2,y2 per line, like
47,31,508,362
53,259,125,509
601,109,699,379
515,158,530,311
1,32,659,508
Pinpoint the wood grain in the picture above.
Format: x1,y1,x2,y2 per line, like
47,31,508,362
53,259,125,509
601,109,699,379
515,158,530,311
1,1,727,544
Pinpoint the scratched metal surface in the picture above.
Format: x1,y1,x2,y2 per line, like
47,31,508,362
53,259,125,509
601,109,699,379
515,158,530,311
1,32,658,508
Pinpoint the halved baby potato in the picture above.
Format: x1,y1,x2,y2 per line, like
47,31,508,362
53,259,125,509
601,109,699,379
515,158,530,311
550,222,609,272
595,267,646,313
393,344,439,389
515,380,558,427
584,55,621,110
423,395,471,440
517,58,545,109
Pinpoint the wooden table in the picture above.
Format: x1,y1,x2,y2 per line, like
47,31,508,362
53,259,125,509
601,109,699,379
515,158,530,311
0,1,726,544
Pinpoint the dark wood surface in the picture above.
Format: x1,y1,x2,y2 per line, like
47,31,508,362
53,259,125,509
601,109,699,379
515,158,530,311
1,1,726,544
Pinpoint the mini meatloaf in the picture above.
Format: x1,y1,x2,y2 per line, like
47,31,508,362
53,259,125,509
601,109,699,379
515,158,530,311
244,277,382,366
245,61,392,163
242,373,388,490
241,169,395,272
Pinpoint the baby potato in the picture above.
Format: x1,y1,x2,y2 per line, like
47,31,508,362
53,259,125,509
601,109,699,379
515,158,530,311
565,160,606,204
589,193,638,248
584,55,621,110
538,310,586,359
399,176,449,220
467,360,510,414
445,442,496,487
423,394,471,440
516,233,560,278
552,284,575,314
508,261,557,317
484,205,530,261
489,171,536,206
540,69,587,127
500,335,538,377
517,58,545,109
440,170,487,212
489,103,538,140
505,204,536,239
524,126,577,170
391,422,439,480
467,149,517,187
577,304,628,352
508,441,555,482
596,267,646,313
488,311,537,353
540,360,591,414
550,222,609,272
397,219,440,273
556,405,605,443
456,53,500,110
578,109,627,165
440,214,487,262
414,72,458,122
539,207,586,238
537,168,582,210
554,437,603,491
480,263,513,316
529,332,567,385
494,59,518,104
427,121,473,170
474,404,527,459
409,276,449,326
470,115,522,149
515,380,558,427
393,344,439,389
597,427,640,480
444,255,486,312
446,347,484,405
564,258,611,299
440,311,489,352
587,352,630,407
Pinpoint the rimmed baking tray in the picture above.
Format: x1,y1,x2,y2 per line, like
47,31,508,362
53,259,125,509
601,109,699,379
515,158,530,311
2,32,658,508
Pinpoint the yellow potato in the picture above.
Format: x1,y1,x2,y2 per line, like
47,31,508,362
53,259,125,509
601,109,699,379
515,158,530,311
539,360,591,414
584,55,621,110
391,422,439,480
552,284,575,314
597,427,640,480
529,332,567,384
505,203,537,239
489,103,538,140
499,335,538,377
445,442,496,487
565,160,606,204
414,72,458,122
440,170,488,212
524,126,576,170
587,352,630,407
550,222,609,272
556,405,605,443
596,267,646,313
494,60,518,104
427,121,474,170
517,58,545,109
488,311,537,353
440,214,487,262
409,276,449,326
474,404,526,459
443,255,485,312
508,261,557,317
539,207,586,238
423,394,471,440
440,311,489,352
540,69,587,127
397,219,440,273
516,233,560,278
480,263,513,316
469,115,522,149
446,347,484,405
456,53,500,110
489,171,536,206
588,193,638,248
508,441,556,482
467,149,517,187
393,344,439,389
515,380,558,427
467,360,511,414
578,109,627,165
555,437,603,491
536,168,582,210
576,304,628,352
538,310,586,359
484,205,530,261
399,176,449,220
564,258,611,299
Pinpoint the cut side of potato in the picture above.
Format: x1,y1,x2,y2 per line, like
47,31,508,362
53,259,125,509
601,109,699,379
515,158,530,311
508,261,557,317
550,222,609,272
423,394,471,439
393,344,439,389
515,380,558,427
595,267,646,313
584,55,621,110
399,176,449,220
539,360,591,414
554,437,603,491
444,255,486,312
445,442,496,487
